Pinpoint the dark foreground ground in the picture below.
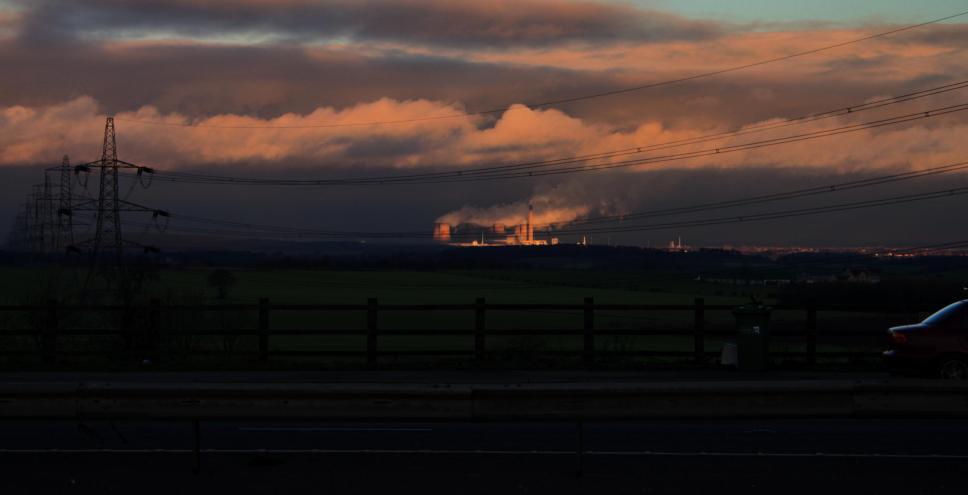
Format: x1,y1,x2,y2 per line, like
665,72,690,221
0,369,888,383
2,418,967,494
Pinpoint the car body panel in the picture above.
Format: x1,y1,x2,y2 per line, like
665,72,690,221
884,300,968,375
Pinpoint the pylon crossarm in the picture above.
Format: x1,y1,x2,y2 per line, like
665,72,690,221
70,201,156,213
46,160,97,172
116,159,154,172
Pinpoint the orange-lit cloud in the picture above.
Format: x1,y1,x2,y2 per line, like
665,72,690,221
380,25,967,76
4,2,968,246
3,94,967,176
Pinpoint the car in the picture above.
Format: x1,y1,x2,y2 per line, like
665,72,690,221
884,300,968,379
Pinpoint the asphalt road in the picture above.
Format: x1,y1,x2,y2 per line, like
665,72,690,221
1,418,966,494
0,369,891,383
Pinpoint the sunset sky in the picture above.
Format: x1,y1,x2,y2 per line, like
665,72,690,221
2,0,967,247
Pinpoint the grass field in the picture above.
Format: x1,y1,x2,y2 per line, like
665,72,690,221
0,266,917,370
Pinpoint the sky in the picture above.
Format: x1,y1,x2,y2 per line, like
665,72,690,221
644,0,967,23
1,0,968,248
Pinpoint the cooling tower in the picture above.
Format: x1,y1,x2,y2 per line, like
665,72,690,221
433,223,452,242
513,224,527,245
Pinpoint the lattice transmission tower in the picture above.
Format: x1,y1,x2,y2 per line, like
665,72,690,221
56,155,74,248
4,117,166,294
92,117,124,267
30,181,55,253
4,204,29,250
62,117,166,292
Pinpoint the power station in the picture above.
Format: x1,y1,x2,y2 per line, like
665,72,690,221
433,204,559,246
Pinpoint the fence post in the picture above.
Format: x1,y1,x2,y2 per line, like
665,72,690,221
806,299,817,366
583,297,595,365
258,298,269,363
475,297,486,361
42,299,57,364
148,298,160,363
367,298,378,368
694,298,705,364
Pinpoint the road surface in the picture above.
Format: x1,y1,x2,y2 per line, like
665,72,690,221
1,418,966,494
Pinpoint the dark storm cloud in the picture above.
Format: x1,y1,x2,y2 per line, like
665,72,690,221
0,36,618,117
0,32,957,131
12,0,723,47
1,0,964,128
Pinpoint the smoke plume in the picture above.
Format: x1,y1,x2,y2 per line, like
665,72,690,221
435,182,627,229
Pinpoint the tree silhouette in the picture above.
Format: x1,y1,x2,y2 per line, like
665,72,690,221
207,269,237,300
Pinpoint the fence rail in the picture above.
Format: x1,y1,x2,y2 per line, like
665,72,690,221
0,297,916,367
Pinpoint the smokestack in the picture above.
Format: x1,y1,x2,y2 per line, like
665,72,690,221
527,204,534,243
433,223,451,242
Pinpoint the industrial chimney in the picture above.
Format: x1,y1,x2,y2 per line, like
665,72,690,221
526,204,534,244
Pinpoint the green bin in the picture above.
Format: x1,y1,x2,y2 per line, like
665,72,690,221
733,304,772,370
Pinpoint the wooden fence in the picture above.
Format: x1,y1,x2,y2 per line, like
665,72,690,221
0,297,907,367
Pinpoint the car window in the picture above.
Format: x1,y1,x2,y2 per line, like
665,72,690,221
922,302,966,326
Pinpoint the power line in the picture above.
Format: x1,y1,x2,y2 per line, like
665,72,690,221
121,174,968,240
555,186,968,236
563,160,968,228
112,10,968,130
130,99,968,186
137,78,968,184
163,159,968,235
394,103,968,184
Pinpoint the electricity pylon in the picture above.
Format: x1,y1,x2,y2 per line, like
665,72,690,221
56,155,74,248
30,183,53,253
40,172,58,252
92,117,123,268
61,117,165,294
5,204,29,250
3,117,167,296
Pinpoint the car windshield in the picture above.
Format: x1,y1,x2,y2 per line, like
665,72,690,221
922,301,966,325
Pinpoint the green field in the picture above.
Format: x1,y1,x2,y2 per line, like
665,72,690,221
0,266,915,370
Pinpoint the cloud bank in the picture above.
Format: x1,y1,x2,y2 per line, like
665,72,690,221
2,95,966,175
15,0,722,47
3,1,968,246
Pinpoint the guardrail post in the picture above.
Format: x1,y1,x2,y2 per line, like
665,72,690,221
475,297,486,361
42,299,57,364
192,419,201,475
367,298,378,368
694,298,705,364
148,298,160,362
576,419,585,477
258,298,269,363
806,299,817,366
583,297,595,365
